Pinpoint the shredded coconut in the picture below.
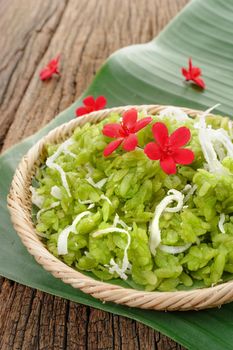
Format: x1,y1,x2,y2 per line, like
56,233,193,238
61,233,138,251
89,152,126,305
158,107,190,122
113,214,120,227
87,203,95,209
36,201,60,221
46,138,74,164
182,184,192,193
77,199,95,209
197,104,220,129
30,186,44,208
208,128,233,158
78,199,93,205
57,211,91,255
51,186,62,200
63,149,76,158
212,140,227,161
149,189,184,255
113,213,132,230
86,177,107,189
194,104,233,174
159,243,191,254
93,227,131,280
46,138,75,197
198,128,224,174
165,189,184,212
218,213,226,234
85,164,94,175
183,184,197,203
100,194,112,205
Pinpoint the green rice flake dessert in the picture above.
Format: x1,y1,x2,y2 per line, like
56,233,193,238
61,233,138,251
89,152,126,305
30,106,233,291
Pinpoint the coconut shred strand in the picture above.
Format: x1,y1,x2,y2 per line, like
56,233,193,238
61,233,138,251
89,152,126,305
93,227,131,280
30,186,44,208
218,213,226,234
149,189,184,255
78,199,93,205
196,104,233,174
37,202,60,221
86,177,107,189
100,194,112,205
183,184,197,203
209,128,233,158
57,211,91,255
159,107,190,122
159,243,191,254
113,213,132,230
198,104,220,129
51,186,62,200
46,138,74,197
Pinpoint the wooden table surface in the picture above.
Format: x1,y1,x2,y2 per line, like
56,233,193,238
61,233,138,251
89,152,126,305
0,1,189,349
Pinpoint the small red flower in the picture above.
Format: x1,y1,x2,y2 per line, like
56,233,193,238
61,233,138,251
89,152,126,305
182,58,205,89
144,122,194,175
76,96,107,117
103,108,152,156
39,55,60,81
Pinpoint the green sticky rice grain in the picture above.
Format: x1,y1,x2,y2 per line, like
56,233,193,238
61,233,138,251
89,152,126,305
77,254,98,270
32,111,233,291
181,244,217,271
180,210,211,243
180,272,193,287
132,267,157,286
158,278,180,292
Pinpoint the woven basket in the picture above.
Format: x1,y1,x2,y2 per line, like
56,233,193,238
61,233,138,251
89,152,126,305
7,105,233,311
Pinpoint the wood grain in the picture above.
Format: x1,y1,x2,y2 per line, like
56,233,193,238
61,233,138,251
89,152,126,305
0,0,188,348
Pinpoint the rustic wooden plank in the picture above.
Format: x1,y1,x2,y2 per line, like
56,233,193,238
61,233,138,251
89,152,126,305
0,0,67,149
0,0,189,349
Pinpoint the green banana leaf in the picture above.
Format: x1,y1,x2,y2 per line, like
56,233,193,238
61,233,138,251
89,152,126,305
1,0,233,348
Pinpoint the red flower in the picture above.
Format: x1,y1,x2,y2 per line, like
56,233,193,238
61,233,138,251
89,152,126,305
76,96,107,117
39,55,60,81
144,122,194,175
182,58,205,89
103,108,152,156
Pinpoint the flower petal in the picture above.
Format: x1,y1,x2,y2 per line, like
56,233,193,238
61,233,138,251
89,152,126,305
173,148,195,165
169,127,191,147
152,122,169,147
40,55,60,80
103,139,123,157
75,107,88,117
39,68,53,81
182,58,204,87
122,134,138,151
102,123,122,138
193,77,205,89
144,142,162,160
83,96,95,107
191,67,201,78
160,157,177,175
181,67,190,80
48,55,60,70
189,58,193,71
95,96,107,110
122,108,138,131
134,117,152,132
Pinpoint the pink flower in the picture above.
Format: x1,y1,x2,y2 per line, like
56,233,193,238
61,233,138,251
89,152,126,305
76,96,107,117
103,108,152,156
39,55,60,81
144,122,194,174
182,58,205,89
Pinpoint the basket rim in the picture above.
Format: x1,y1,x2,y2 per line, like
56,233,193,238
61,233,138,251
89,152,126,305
7,104,233,311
